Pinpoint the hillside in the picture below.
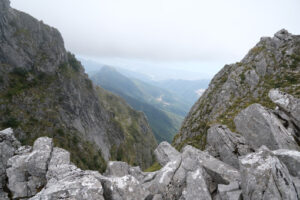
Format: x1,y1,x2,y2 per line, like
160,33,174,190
174,29,300,150
0,0,157,171
90,66,184,142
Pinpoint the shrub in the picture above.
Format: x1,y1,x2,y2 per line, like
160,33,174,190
240,73,246,83
11,68,28,77
67,52,81,72
2,117,20,128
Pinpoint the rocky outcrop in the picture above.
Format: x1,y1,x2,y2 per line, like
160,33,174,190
206,125,252,169
269,89,300,142
217,182,242,200
175,29,300,149
0,127,300,200
239,146,299,200
272,149,300,178
154,141,181,166
0,128,20,200
234,103,299,151
0,0,157,170
6,137,53,198
269,89,300,126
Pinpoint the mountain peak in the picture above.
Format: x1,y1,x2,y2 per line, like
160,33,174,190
174,29,300,149
274,28,293,41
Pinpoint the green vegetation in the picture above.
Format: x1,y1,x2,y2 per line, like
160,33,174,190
144,162,162,172
97,86,157,169
2,117,20,128
67,52,82,72
240,73,245,84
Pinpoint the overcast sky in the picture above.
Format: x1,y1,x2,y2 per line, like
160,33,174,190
11,0,300,79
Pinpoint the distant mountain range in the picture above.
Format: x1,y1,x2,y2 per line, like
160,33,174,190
89,66,185,142
80,59,209,142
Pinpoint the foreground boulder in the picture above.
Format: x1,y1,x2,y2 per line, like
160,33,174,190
31,147,105,200
0,128,20,200
217,182,242,200
31,171,105,200
234,103,299,151
182,145,241,185
0,127,299,200
6,137,52,199
239,146,299,200
272,149,300,178
154,142,180,166
101,175,149,200
206,125,252,169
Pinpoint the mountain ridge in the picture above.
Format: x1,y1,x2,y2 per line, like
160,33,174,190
174,29,300,150
0,0,157,170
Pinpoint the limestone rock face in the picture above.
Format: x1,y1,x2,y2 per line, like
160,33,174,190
31,171,105,200
1,129,300,200
239,146,299,200
6,137,53,199
180,167,212,200
154,141,181,166
234,103,299,151
101,175,149,200
206,125,252,169
269,89,300,128
0,128,20,199
182,145,241,184
31,146,105,200
217,182,242,200
272,149,300,178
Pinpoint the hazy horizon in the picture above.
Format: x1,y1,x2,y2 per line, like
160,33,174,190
11,0,300,80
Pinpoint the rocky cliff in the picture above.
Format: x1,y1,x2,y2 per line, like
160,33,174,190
0,0,157,171
174,29,300,150
0,88,299,199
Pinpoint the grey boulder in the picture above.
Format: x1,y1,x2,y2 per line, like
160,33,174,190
239,146,299,200
6,137,53,199
234,103,299,151
272,149,300,177
31,146,105,200
154,141,181,166
180,167,212,200
269,89,300,127
217,182,242,200
101,175,149,200
182,145,241,185
0,128,20,199
30,171,105,200
206,125,252,169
